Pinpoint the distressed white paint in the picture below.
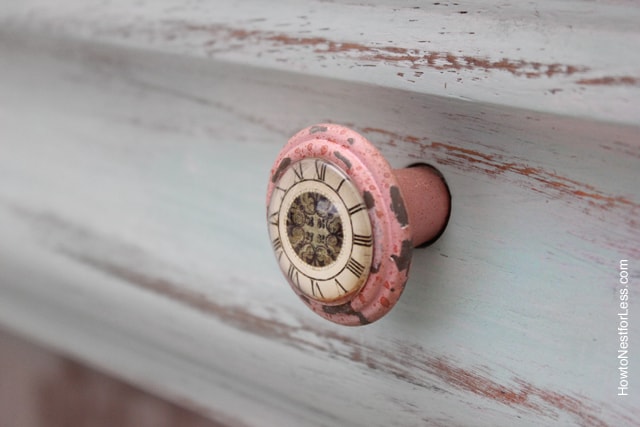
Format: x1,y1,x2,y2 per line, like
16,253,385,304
0,2,639,426
1,0,640,126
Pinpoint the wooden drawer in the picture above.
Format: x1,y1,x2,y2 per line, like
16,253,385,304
0,1,638,426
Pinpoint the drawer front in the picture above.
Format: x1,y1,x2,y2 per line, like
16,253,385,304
0,1,638,426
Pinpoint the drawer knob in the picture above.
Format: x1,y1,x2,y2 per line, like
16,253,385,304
266,124,451,325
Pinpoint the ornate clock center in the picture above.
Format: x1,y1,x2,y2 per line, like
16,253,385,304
286,191,344,268
267,157,373,304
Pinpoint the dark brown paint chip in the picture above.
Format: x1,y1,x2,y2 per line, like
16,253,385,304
390,186,409,226
309,125,328,134
391,239,413,271
334,151,352,169
271,157,292,183
363,191,376,209
322,303,370,325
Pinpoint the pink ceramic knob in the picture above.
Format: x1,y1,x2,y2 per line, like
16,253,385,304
266,124,451,325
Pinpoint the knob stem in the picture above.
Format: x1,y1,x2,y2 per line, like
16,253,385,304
393,165,451,247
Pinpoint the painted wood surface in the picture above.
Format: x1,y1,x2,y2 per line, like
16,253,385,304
1,1,639,426
2,0,639,126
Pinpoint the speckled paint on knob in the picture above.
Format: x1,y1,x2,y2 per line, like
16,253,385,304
266,124,450,326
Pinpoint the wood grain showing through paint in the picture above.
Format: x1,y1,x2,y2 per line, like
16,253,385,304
3,0,640,125
11,205,635,427
429,141,638,211
1,5,639,425
576,76,640,86
60,244,624,427
369,128,638,205
178,23,591,81
336,124,640,266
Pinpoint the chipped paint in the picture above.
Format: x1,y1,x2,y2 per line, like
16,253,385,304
322,302,370,325
576,76,640,86
270,157,291,183
9,193,638,426
389,186,409,227
390,239,413,271
333,150,352,169
2,6,639,423
5,1,638,127
58,248,625,427
363,191,375,209
425,358,611,427
309,125,328,134
169,22,591,81
352,126,639,259
427,141,640,212
356,126,639,213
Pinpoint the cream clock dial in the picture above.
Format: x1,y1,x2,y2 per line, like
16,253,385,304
267,158,373,303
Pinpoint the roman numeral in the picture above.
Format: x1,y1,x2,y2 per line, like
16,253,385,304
348,203,366,215
272,237,282,251
346,258,365,277
353,234,373,247
314,160,327,181
269,212,279,226
287,264,300,288
335,179,345,193
293,162,304,182
311,280,325,299
335,279,348,294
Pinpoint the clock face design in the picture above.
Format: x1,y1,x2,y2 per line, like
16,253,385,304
268,158,373,303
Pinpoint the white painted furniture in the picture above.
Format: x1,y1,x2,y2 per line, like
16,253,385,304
1,1,638,425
